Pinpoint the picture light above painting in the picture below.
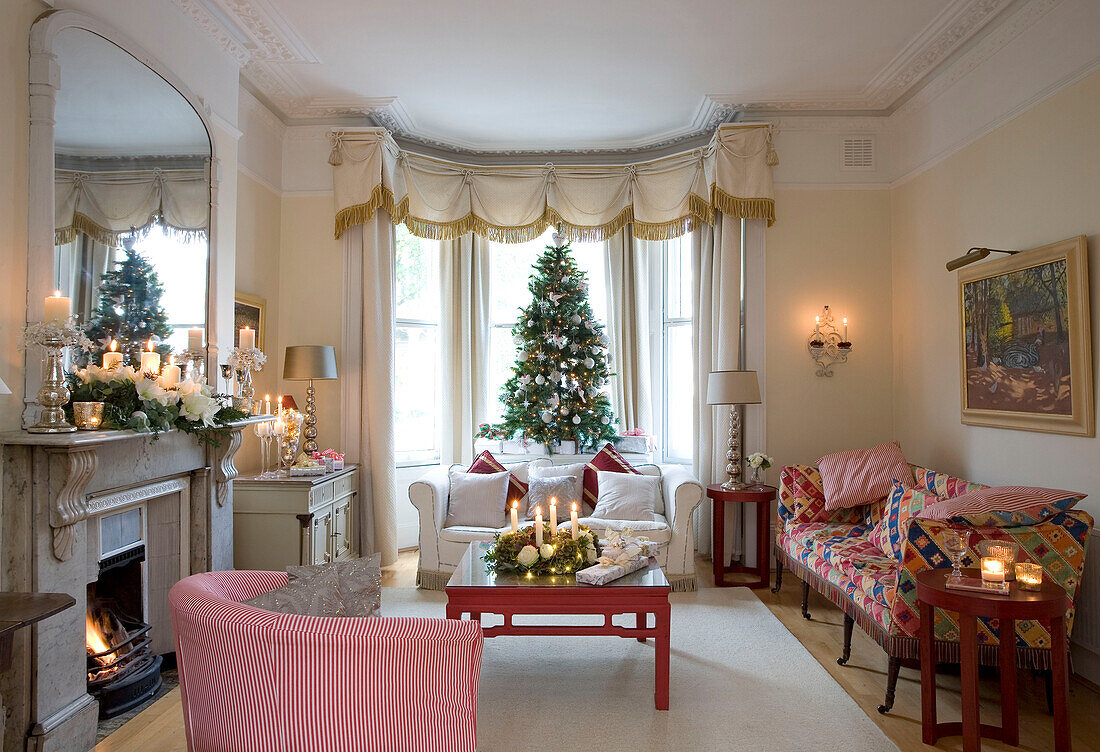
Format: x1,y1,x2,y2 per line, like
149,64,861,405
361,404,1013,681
957,235,1093,437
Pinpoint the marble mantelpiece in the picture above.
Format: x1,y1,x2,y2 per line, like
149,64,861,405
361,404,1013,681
0,418,263,752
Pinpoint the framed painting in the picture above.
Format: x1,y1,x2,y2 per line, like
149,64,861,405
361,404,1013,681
234,292,266,351
958,235,1093,436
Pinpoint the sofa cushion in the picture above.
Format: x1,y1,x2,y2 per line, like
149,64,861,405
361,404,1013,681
583,443,640,511
869,481,938,558
784,521,867,550
590,470,661,522
527,476,580,520
912,466,988,499
529,462,586,516
468,450,528,506
806,531,892,573
440,524,512,543
445,469,510,528
580,515,672,544
243,562,382,618
818,441,914,510
917,485,1086,527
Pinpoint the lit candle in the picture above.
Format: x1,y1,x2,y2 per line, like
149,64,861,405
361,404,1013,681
510,501,519,533
843,317,848,341
265,394,272,414
272,418,287,437
814,315,821,339
1015,563,1043,591
139,340,161,375
570,502,579,540
534,506,543,547
102,340,123,370
239,325,256,351
44,290,71,323
549,497,558,530
159,355,181,387
980,557,1006,583
188,327,203,351
277,395,283,415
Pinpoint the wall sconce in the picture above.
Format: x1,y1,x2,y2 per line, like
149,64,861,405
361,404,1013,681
808,305,851,377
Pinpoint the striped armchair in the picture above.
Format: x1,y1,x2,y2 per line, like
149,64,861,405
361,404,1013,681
169,570,484,752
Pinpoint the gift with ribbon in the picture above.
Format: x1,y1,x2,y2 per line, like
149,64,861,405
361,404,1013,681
575,528,657,586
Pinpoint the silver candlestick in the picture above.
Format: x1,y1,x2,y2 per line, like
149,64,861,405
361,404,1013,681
29,336,76,433
721,405,744,490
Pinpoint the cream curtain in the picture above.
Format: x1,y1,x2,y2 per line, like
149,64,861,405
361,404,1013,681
691,213,744,559
340,216,399,566
440,233,492,465
55,165,209,246
330,124,776,243
605,226,651,433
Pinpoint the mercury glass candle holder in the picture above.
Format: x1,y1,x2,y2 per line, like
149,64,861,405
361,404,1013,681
1015,562,1043,591
978,540,1020,581
72,401,105,430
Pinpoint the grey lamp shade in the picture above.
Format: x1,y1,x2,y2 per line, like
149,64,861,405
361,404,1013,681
706,370,761,406
283,345,338,381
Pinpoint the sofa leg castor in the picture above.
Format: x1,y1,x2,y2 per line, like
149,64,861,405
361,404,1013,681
837,613,854,665
800,580,811,620
877,656,901,714
771,556,783,593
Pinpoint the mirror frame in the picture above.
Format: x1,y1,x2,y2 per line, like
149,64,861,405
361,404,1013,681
25,9,221,427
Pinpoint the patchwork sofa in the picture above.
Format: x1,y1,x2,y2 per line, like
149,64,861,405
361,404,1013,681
774,463,1093,713
411,458,703,591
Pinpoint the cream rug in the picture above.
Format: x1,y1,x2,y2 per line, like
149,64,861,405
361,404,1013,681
383,587,900,752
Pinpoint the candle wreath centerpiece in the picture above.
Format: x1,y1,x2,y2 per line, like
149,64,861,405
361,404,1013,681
484,523,599,576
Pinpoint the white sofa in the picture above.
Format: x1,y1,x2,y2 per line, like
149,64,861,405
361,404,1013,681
410,459,704,591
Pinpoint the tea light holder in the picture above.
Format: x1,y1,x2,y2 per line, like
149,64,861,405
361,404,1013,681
978,540,1019,581
72,401,104,431
1015,562,1043,591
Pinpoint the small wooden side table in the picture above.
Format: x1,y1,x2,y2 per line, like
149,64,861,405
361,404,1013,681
707,484,777,589
916,569,1071,752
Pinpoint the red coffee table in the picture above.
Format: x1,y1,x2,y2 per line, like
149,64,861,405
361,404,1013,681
445,542,672,710
916,569,1071,752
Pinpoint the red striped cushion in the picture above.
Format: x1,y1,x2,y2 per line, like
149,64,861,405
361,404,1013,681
582,443,640,511
468,450,527,505
817,441,914,511
918,485,1085,527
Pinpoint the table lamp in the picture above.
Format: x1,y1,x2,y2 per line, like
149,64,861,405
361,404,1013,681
706,370,761,490
282,345,338,454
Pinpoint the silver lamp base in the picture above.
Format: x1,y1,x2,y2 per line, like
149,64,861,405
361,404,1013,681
301,379,318,454
720,405,744,490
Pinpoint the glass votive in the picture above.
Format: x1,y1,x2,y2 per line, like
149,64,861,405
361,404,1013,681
978,540,1019,581
73,401,104,430
1015,562,1043,590
980,556,1006,583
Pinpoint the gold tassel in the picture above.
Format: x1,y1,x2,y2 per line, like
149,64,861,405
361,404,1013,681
328,131,344,166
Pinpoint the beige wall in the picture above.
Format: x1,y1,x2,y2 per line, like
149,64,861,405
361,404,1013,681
890,70,1100,519
765,188,894,468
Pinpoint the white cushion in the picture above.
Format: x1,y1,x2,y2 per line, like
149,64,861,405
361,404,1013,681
590,470,661,522
527,476,580,519
580,515,672,544
444,470,509,528
439,525,510,543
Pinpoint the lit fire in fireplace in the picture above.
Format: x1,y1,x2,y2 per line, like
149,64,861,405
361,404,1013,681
86,604,130,679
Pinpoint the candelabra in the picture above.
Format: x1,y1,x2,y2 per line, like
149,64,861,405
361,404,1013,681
808,305,852,377
228,347,266,414
22,316,92,433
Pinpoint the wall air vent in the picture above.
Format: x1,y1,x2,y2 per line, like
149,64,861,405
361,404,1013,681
841,136,875,171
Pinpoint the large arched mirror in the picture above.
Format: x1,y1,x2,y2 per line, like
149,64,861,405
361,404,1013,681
50,27,211,367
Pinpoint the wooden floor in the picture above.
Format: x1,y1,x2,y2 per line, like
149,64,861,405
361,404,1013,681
98,550,1100,752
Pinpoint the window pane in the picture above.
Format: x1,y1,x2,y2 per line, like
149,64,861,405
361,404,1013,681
394,324,439,461
486,326,518,423
489,241,542,324
664,233,692,321
395,225,439,322
664,322,693,461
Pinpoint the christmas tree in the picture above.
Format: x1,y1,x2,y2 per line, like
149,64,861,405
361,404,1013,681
495,232,618,449
83,237,172,365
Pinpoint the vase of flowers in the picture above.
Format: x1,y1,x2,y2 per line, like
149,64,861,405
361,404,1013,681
746,452,773,487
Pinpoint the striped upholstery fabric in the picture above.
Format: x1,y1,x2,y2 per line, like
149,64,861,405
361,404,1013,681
817,441,914,510
582,443,640,511
918,485,1086,527
170,571,484,752
468,450,528,506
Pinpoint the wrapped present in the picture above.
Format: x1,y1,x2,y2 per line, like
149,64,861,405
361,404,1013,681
599,528,661,559
614,429,651,454
551,439,576,455
474,438,504,454
501,438,527,454
317,448,345,470
525,441,549,456
576,545,649,586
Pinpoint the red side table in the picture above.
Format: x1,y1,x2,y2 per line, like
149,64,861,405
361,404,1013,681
916,569,1071,752
707,484,777,589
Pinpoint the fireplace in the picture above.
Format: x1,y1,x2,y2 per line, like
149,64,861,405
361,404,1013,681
85,544,162,719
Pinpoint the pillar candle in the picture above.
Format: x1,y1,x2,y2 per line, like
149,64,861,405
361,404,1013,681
534,506,543,547
239,326,255,351
159,356,181,388
102,340,123,370
265,394,272,414
139,340,161,374
272,418,287,437
814,315,821,339
188,328,203,351
277,395,283,414
570,502,579,540
549,498,558,530
510,501,519,533
843,317,849,341
44,290,71,323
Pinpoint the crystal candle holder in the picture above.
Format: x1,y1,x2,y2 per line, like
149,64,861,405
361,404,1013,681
72,401,104,430
978,540,1019,581
1015,562,1043,591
